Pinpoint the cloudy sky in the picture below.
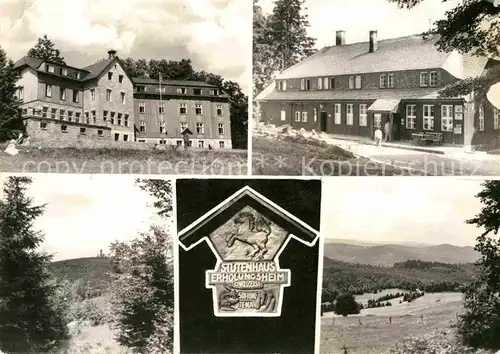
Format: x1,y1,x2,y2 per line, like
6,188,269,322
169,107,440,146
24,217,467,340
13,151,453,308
0,175,169,261
322,178,485,247
0,0,250,93
260,0,460,49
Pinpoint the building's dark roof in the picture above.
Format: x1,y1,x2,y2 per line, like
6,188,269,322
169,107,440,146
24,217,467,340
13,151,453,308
13,56,43,70
81,58,115,80
132,77,218,88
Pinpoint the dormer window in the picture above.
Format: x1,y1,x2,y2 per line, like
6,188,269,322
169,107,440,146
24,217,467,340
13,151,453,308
279,80,287,91
387,73,394,88
318,78,323,90
75,72,80,79
380,74,387,88
213,89,219,96
193,88,202,95
420,72,429,87
137,86,145,93
429,71,438,86
46,64,54,73
177,87,187,94
300,79,310,91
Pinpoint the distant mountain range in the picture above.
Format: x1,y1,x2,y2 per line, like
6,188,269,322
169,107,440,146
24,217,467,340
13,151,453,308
323,240,479,266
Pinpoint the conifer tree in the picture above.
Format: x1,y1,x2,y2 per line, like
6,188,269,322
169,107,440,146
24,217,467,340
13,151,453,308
27,35,66,65
0,46,23,141
0,177,68,353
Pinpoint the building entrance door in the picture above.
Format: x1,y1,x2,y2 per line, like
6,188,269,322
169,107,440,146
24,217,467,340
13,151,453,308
320,111,327,132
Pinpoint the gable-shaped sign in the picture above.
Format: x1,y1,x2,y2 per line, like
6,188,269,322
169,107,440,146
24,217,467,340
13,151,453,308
178,186,319,318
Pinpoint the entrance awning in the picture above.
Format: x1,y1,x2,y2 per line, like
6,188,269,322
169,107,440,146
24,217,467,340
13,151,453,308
368,99,401,113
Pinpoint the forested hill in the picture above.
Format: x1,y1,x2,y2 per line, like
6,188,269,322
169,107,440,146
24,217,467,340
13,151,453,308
322,257,477,300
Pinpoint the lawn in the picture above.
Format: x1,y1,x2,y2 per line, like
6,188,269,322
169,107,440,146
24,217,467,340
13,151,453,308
252,134,415,176
320,292,466,354
0,146,248,174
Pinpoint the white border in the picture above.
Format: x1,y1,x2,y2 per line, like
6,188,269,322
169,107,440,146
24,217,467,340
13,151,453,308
314,179,325,354
172,179,180,354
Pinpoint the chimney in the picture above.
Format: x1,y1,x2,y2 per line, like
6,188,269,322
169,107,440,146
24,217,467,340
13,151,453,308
107,49,117,59
369,30,378,52
336,30,346,46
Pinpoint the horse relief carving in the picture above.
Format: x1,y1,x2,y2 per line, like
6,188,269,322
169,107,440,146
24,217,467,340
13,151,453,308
225,211,272,261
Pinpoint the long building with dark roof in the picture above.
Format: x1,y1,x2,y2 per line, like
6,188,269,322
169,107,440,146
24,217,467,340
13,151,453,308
255,30,500,148
13,50,232,149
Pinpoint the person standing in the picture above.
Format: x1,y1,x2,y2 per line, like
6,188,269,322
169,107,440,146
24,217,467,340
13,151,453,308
384,118,391,142
374,127,383,147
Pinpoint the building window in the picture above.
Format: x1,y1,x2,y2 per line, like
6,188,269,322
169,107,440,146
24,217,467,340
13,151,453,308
430,71,438,87
61,125,67,133
196,122,204,134
67,111,73,122
348,76,355,89
45,84,52,97
90,89,95,101
454,105,463,121
102,110,108,122
346,104,354,125
42,106,48,118
441,105,453,132
218,123,224,135
279,80,287,91
379,74,387,88
60,109,65,120
73,90,79,103
180,103,187,115
140,121,146,133
198,140,204,148
219,141,225,148
58,87,66,100
121,92,125,104
180,122,188,132
139,102,145,114
97,130,103,136
16,86,24,100
301,111,308,122
280,110,286,121
330,78,335,89
108,72,113,80
374,113,382,128
213,89,219,96
79,127,86,135
494,107,500,130
478,105,484,131
355,76,361,89
117,113,122,125
387,73,395,88
176,140,183,147
51,108,57,119
159,122,166,133
40,122,47,130
359,104,367,126
314,108,317,122
216,104,223,116
420,72,429,87
137,86,145,93
123,135,128,142
406,104,416,129
195,104,203,115
75,112,81,123
110,112,115,125
300,79,310,90
294,111,300,122
114,133,119,141
75,72,80,79
423,104,435,130
177,88,187,94
124,114,129,127
91,110,96,124
119,75,124,83
46,64,54,73
106,89,112,102
334,104,341,124
193,88,202,95
158,102,165,114
318,78,323,90
323,77,329,90
62,68,68,76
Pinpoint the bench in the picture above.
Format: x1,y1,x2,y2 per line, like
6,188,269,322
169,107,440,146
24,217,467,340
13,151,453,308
411,132,443,146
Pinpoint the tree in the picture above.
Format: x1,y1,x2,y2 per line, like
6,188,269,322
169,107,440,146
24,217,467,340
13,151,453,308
253,0,278,97
266,0,317,72
135,179,173,218
456,180,500,349
109,225,174,354
0,46,24,141
0,177,68,353
27,35,66,65
388,0,500,147
333,293,361,317
121,59,248,149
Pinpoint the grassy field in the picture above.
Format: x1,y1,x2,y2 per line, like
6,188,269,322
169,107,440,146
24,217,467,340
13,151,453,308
252,134,410,176
321,292,467,354
0,146,248,174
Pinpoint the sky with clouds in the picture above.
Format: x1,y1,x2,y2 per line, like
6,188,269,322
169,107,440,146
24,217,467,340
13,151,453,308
322,178,485,247
0,175,169,261
260,0,460,49
0,0,250,93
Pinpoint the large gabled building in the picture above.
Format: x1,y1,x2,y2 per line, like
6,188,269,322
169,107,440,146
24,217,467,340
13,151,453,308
255,30,500,148
13,50,232,149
